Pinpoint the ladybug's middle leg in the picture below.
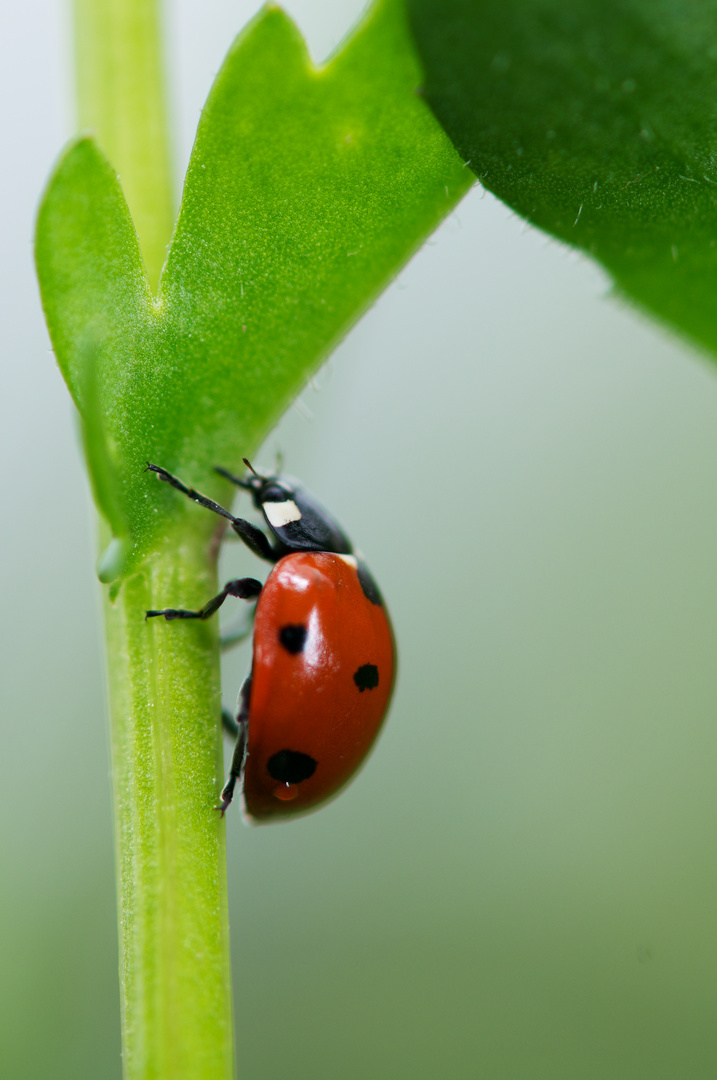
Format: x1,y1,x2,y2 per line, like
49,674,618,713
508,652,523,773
146,577,262,621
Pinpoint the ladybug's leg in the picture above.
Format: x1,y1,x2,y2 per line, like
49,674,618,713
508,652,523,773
146,577,261,621
228,517,276,562
147,462,278,563
217,676,251,815
147,462,238,524
221,708,240,738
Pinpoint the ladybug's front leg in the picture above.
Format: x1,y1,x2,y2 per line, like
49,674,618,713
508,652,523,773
146,577,262,621
146,462,278,563
217,676,251,815
228,517,278,562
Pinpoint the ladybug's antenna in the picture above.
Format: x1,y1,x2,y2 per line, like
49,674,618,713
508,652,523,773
243,457,263,479
214,459,263,489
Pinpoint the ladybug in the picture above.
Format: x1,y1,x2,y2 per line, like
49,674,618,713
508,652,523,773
145,459,395,823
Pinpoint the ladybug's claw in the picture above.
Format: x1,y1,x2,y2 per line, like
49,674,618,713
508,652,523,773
215,775,237,816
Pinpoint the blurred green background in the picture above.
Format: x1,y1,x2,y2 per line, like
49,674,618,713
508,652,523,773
4,1,717,1077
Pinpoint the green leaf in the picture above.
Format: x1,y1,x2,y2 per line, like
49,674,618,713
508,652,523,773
35,136,151,410
408,0,717,358
36,0,470,580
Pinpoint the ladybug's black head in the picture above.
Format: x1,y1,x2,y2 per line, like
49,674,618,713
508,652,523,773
217,458,286,501
236,458,353,556
232,459,297,512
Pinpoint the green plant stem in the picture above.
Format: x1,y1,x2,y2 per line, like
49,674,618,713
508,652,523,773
73,0,174,290
104,530,234,1080
73,1,234,1075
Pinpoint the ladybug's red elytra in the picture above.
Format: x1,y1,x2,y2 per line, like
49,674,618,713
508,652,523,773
145,459,395,823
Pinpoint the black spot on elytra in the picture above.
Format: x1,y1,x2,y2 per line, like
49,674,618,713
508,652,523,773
357,561,383,605
354,663,379,692
267,749,317,784
279,623,307,654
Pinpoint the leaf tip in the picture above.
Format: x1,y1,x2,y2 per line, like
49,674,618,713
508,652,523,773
228,2,311,69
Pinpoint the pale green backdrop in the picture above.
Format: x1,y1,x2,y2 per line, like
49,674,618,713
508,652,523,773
3,1,717,1077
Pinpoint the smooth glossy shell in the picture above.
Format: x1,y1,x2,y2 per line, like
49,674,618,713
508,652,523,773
242,552,395,822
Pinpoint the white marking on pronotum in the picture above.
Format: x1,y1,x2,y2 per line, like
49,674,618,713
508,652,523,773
337,554,358,570
574,203,583,225
264,500,302,528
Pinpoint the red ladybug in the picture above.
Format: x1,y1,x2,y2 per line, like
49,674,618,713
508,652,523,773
146,459,395,823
